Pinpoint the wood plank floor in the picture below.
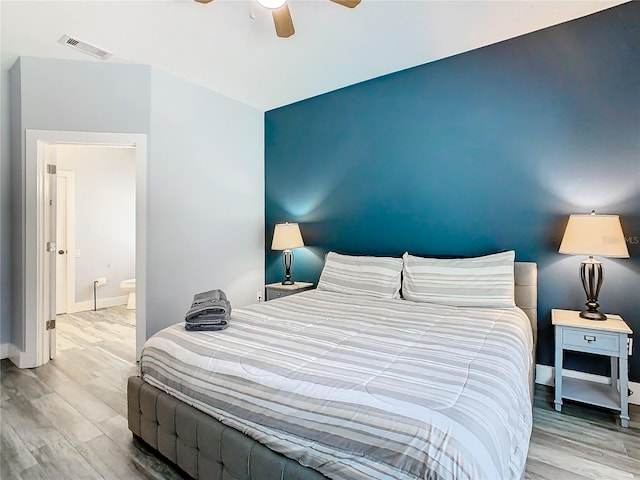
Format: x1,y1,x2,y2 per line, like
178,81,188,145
2,306,639,479
1,307,186,480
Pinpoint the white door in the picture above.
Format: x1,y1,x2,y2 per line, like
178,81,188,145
55,171,74,315
56,174,68,314
43,146,57,360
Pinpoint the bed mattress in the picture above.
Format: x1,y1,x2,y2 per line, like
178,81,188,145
139,290,533,480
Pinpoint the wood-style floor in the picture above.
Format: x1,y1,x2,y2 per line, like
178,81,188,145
1,307,639,479
1,307,185,479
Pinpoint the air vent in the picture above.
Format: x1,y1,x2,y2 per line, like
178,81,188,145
58,34,113,60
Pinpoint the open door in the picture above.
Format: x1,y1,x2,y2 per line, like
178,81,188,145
55,172,68,314
17,129,147,370
43,144,57,360
55,170,75,315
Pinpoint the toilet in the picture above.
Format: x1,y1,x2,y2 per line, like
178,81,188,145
120,278,136,310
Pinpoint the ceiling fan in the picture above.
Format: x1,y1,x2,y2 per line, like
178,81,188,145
195,0,361,38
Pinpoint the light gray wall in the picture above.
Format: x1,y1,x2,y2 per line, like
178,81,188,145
18,57,151,133
1,64,16,346
147,69,264,338
7,60,22,348
7,57,150,351
4,56,264,353
57,144,136,304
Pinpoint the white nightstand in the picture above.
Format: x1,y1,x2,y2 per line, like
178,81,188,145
552,308,632,427
265,282,314,301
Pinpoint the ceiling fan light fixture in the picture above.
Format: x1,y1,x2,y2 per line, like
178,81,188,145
257,0,287,9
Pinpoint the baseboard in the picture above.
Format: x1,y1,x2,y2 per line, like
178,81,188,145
536,363,640,406
0,343,9,359
69,295,128,313
7,344,35,368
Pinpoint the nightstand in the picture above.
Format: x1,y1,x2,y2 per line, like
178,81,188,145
265,282,314,301
552,308,632,427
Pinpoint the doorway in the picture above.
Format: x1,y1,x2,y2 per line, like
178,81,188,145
54,145,136,315
14,130,147,369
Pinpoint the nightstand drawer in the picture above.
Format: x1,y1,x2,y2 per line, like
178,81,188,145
562,328,619,355
266,288,296,301
264,282,314,301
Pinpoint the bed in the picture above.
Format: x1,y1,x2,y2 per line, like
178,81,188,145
128,253,537,480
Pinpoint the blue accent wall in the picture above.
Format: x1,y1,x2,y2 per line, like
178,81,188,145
265,3,640,381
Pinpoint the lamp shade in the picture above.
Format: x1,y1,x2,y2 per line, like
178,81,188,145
271,223,304,250
559,212,629,258
257,0,286,8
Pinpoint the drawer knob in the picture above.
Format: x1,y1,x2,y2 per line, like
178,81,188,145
584,335,597,343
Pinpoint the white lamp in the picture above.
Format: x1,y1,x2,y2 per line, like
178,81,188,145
271,222,304,285
559,210,629,320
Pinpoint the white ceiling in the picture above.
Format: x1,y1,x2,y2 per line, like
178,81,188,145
1,0,627,111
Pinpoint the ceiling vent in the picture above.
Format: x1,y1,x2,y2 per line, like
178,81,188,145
58,34,113,60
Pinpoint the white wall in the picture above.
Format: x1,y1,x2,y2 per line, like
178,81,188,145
147,69,264,338
5,56,264,361
57,144,136,306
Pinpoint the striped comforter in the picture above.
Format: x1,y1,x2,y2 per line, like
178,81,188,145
140,290,533,480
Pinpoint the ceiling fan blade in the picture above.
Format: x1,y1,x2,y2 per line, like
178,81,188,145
272,3,295,38
329,0,361,8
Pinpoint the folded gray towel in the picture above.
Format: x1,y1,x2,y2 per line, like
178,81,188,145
186,314,228,324
185,313,228,327
193,289,228,304
185,289,231,323
185,321,228,332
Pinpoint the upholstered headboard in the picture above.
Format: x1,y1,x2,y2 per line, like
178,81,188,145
514,261,538,346
514,261,537,400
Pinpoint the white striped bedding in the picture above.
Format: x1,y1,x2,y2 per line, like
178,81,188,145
140,289,533,480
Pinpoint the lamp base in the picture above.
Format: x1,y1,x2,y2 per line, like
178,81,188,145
578,258,607,321
579,310,607,321
281,249,294,286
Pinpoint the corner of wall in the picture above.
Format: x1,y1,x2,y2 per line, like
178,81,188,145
8,57,24,351
1,62,12,345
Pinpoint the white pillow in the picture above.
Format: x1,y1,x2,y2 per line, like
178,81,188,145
402,251,516,308
317,252,403,299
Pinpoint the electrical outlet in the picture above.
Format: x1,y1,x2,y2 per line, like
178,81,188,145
256,291,263,302
95,277,107,287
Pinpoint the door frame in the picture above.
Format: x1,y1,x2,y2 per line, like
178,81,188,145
13,130,147,368
56,169,76,315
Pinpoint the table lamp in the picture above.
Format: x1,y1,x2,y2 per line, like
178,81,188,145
271,222,304,285
559,210,629,320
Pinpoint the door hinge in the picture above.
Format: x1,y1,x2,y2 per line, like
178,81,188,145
46,319,56,330
47,164,57,174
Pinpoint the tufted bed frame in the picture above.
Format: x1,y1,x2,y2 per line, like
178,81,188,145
127,262,537,480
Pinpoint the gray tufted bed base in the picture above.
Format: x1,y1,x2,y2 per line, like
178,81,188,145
127,376,327,480
128,262,537,480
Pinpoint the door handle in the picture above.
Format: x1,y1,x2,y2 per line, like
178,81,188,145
58,250,66,255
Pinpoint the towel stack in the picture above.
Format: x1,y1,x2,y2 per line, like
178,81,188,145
184,289,231,331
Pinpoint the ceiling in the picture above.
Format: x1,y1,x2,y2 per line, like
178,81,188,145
1,0,627,111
